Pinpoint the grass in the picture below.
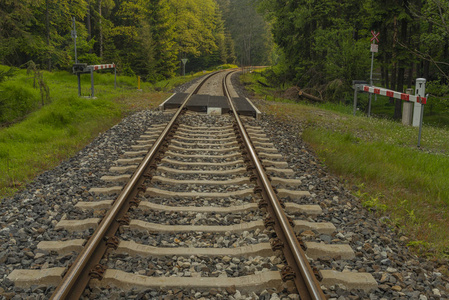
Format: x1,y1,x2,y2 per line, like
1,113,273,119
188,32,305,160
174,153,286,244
0,65,209,198
244,72,449,259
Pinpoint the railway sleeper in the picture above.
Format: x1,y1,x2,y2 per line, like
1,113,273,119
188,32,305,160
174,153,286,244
75,200,322,217
55,218,336,235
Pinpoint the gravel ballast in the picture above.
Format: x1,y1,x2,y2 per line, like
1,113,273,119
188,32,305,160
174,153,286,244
0,73,447,299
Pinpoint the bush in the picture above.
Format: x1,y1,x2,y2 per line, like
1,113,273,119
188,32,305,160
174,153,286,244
0,81,40,124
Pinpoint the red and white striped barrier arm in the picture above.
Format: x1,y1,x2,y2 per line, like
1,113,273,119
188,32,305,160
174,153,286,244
363,85,427,104
91,64,115,71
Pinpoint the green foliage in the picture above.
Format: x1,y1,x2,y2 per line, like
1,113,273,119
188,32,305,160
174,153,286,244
0,62,208,198
257,0,449,108
0,81,40,124
0,0,239,79
315,28,370,85
0,67,17,83
217,0,273,66
362,195,388,213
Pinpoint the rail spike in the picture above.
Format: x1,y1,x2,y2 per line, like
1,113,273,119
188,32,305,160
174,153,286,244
281,265,296,282
89,264,106,280
270,238,284,251
106,236,120,250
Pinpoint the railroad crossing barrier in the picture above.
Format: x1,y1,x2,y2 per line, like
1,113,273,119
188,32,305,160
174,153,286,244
353,78,428,147
72,63,116,98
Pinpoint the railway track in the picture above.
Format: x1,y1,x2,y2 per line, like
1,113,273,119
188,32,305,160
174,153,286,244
7,71,377,299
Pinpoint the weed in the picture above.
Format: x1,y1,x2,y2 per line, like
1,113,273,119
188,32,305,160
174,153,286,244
407,240,433,256
362,195,387,212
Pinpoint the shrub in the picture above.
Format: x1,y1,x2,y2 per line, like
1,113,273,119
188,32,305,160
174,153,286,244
0,81,40,124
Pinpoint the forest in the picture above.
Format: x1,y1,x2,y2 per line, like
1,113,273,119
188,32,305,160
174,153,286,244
2,0,449,114
257,0,449,118
0,0,272,82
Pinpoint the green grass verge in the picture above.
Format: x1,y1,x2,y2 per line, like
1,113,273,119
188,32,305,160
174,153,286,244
0,66,207,199
245,73,449,258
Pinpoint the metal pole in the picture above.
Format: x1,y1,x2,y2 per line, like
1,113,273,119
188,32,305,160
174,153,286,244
353,87,358,116
183,62,185,77
90,68,94,98
418,104,425,147
77,73,81,97
368,51,374,117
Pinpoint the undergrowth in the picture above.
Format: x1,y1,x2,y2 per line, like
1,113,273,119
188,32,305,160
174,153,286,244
0,64,208,198
244,71,449,259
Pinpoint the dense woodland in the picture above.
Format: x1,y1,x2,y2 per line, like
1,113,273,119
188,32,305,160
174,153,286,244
2,0,449,113
0,0,272,82
258,0,449,117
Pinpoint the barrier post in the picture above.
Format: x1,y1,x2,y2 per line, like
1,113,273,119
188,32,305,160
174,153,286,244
352,80,368,116
138,76,141,90
77,73,81,97
418,100,425,147
413,78,426,127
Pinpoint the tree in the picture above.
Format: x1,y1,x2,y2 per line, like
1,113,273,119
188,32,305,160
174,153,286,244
0,0,240,79
146,0,177,79
220,0,273,67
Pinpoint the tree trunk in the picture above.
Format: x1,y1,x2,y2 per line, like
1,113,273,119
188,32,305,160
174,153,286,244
380,23,388,88
99,0,103,58
390,16,398,105
407,66,413,88
394,15,409,120
423,23,432,80
394,68,404,119
46,0,51,72
87,1,92,53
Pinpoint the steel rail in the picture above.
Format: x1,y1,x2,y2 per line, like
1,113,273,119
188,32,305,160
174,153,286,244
50,71,220,300
222,72,326,300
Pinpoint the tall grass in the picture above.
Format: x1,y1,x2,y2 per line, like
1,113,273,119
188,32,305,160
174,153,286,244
0,81,40,124
245,72,449,258
0,65,207,198
0,95,122,196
